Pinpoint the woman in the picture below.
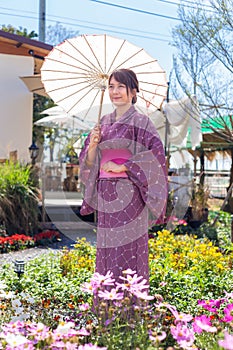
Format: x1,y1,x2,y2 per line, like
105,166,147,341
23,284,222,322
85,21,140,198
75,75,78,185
79,68,167,283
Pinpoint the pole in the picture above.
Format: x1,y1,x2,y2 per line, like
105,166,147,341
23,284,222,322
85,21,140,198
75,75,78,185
39,0,46,42
164,81,170,170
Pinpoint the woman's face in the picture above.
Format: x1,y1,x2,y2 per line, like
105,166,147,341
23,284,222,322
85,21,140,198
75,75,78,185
108,76,134,107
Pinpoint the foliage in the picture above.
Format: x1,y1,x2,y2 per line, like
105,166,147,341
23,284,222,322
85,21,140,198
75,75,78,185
149,230,233,314
149,216,218,243
60,238,96,276
0,161,40,235
0,24,38,38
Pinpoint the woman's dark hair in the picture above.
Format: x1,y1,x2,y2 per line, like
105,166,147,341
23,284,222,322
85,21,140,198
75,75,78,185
108,68,139,104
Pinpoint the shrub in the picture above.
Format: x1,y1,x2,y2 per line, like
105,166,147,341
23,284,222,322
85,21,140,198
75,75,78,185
0,161,39,235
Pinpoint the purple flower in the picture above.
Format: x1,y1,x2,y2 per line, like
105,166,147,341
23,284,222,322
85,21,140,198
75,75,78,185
98,288,124,301
192,315,217,334
218,331,233,350
221,303,233,323
170,323,195,348
79,303,90,312
197,299,222,313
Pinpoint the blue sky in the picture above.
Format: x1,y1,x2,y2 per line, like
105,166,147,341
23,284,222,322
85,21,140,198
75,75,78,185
0,0,181,77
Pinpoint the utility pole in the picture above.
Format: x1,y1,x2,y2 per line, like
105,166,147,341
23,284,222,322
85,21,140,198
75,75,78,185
39,0,46,42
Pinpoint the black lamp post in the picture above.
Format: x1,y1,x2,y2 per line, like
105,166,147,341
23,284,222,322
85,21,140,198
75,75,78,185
14,260,25,279
28,141,39,166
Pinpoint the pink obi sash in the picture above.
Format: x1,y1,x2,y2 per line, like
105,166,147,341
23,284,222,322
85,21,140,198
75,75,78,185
99,148,132,178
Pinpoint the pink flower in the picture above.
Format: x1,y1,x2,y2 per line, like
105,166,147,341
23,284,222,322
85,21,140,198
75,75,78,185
26,322,50,341
98,288,124,301
193,315,217,334
79,303,90,312
224,291,233,300
132,290,154,301
221,303,233,323
218,331,233,350
81,282,95,294
156,302,177,315
77,328,90,336
118,273,149,294
159,281,167,287
198,299,222,313
170,323,195,348
173,311,193,324
178,219,187,225
81,271,115,294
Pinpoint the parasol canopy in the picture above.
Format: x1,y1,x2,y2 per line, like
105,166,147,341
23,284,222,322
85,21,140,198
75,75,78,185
41,34,168,123
35,106,93,131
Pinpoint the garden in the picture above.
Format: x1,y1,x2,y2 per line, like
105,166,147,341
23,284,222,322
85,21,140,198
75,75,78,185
1,162,233,349
0,210,233,349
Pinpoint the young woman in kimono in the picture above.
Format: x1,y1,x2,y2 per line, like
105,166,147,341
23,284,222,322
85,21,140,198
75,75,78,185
79,68,167,283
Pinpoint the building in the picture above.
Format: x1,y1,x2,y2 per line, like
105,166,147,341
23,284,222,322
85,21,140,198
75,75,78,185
0,30,52,162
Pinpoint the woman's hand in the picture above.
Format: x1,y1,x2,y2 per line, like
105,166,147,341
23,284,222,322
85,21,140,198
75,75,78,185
89,125,101,147
101,161,128,173
85,125,101,167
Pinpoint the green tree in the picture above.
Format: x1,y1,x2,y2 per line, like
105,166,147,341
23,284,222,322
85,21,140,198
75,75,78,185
0,24,38,39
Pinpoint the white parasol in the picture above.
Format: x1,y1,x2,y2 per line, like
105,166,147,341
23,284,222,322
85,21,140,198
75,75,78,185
40,34,168,124
35,106,93,130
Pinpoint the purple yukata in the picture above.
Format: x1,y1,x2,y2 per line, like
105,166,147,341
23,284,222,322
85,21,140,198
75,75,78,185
79,105,167,283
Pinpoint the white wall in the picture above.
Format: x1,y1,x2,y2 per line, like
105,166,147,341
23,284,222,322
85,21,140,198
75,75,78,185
0,54,33,162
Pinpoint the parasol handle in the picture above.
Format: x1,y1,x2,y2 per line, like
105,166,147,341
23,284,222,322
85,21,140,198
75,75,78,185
97,88,106,125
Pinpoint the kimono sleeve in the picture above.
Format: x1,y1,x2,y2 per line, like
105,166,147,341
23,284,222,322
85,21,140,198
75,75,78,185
79,133,100,216
124,118,168,220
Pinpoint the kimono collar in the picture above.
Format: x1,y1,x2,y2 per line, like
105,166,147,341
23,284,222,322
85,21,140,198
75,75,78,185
111,105,136,124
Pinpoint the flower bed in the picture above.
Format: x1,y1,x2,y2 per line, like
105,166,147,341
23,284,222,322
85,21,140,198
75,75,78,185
0,230,60,253
0,210,232,349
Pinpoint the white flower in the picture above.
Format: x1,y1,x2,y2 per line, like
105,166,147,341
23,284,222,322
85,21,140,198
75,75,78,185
11,298,22,309
0,291,15,299
20,292,34,303
11,313,30,322
0,281,7,290
5,333,28,347
56,321,75,334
